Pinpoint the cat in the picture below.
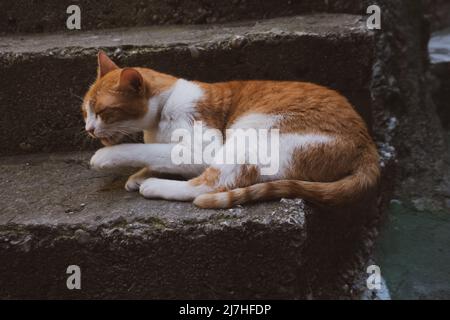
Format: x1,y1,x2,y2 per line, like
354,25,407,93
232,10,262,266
83,50,380,209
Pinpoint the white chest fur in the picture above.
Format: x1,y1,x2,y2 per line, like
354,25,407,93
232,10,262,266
152,79,204,144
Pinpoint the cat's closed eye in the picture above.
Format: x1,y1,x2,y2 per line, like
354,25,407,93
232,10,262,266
96,107,126,124
95,109,107,117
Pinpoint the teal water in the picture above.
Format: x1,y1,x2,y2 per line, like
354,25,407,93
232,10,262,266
375,201,450,299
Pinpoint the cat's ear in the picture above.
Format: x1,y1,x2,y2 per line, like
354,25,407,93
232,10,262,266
118,68,144,93
97,50,118,78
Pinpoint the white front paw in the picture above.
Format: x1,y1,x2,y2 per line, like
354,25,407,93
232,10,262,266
91,144,131,170
90,147,114,170
90,144,145,171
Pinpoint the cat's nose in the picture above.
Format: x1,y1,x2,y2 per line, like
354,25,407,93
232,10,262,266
86,127,96,137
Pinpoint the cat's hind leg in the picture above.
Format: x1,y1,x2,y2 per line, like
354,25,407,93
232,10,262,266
139,167,221,201
139,176,214,201
139,165,259,203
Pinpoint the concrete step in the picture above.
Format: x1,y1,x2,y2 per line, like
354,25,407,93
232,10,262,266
0,0,364,34
0,14,374,155
0,150,394,299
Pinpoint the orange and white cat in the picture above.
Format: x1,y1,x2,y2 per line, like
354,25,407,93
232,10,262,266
83,51,380,208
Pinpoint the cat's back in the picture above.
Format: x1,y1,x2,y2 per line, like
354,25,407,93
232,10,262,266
211,80,354,113
211,80,362,129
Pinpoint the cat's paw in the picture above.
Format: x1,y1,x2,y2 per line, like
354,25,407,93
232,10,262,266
90,148,112,170
139,178,160,198
90,144,143,170
125,175,145,192
90,147,125,170
125,168,151,191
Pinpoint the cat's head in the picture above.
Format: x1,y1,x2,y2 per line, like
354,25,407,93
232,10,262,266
81,51,150,146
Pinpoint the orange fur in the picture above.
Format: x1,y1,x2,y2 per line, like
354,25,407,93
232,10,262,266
189,167,221,187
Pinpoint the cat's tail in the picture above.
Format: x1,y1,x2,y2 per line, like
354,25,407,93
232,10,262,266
193,150,380,209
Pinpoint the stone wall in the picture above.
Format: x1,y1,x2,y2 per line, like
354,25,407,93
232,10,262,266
368,0,450,210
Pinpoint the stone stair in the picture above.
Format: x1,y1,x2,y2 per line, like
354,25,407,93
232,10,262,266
0,14,373,154
0,4,395,299
0,151,393,299
0,0,364,34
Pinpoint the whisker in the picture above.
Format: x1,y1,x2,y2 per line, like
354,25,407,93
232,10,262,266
70,91,84,102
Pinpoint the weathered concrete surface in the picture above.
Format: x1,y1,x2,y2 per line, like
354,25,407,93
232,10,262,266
0,151,393,299
429,28,450,129
0,0,364,34
424,0,450,32
431,62,450,130
0,14,374,155
368,0,450,210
